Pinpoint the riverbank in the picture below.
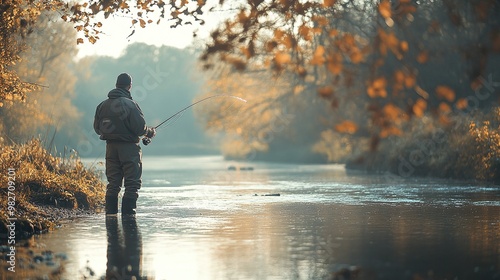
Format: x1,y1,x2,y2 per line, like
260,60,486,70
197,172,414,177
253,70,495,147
0,139,106,239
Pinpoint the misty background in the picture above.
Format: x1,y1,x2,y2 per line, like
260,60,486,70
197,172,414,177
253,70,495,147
72,43,216,158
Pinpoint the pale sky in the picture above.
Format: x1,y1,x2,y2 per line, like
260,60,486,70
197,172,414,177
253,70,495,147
76,17,212,58
76,4,230,58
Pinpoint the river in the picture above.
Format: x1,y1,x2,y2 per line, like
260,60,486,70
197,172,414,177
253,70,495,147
34,156,500,279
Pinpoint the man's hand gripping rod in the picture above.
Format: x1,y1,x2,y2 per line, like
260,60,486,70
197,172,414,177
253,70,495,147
142,94,247,146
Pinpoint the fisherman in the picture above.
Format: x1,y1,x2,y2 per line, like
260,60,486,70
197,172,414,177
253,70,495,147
94,73,156,215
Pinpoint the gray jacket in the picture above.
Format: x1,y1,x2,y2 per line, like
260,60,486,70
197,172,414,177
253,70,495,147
94,88,147,143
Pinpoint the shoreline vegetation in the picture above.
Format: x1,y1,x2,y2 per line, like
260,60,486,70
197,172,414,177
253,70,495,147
345,108,500,184
0,139,105,240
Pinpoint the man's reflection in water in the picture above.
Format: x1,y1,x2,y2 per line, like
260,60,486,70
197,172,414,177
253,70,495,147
106,215,142,279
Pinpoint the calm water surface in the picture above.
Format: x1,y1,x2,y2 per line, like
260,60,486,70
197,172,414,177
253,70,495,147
36,156,500,279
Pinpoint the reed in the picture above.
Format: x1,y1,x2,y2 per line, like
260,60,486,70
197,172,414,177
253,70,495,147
0,138,105,238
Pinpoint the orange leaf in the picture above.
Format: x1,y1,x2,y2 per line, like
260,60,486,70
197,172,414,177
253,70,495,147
377,29,400,57
439,102,451,113
274,29,285,40
367,77,387,98
310,46,325,65
299,24,312,41
318,86,333,98
335,121,358,134
313,16,328,27
383,103,404,120
350,50,363,63
240,47,251,59
323,0,336,7
400,41,409,52
327,62,342,74
77,38,84,44
373,77,386,88
327,53,343,74
385,32,400,54
404,74,416,88
412,99,427,117
282,33,295,49
343,34,356,46
378,0,392,19
394,70,405,83
436,85,455,102
295,66,307,77
456,98,468,110
275,52,291,65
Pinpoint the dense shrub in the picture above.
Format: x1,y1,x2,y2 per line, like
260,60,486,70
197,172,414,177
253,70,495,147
347,108,500,183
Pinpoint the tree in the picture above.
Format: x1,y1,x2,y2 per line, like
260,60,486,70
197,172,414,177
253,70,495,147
0,12,80,144
198,0,500,159
2,0,499,164
0,0,208,109
0,1,41,105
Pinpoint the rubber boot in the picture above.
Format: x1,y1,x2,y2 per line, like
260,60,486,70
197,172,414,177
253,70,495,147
122,197,137,215
105,196,118,215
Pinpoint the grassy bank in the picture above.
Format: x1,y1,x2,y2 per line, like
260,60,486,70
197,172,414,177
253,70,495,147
0,139,105,239
347,108,500,183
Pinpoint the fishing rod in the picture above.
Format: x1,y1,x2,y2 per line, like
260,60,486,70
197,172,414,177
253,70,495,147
142,94,247,145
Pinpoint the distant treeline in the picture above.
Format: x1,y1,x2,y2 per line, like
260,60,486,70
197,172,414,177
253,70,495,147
72,43,216,158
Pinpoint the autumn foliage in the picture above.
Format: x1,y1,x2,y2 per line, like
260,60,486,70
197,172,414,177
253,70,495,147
0,0,207,107
200,0,499,144
196,0,500,180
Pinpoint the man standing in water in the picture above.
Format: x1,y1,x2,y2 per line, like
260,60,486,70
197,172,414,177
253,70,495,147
94,73,156,215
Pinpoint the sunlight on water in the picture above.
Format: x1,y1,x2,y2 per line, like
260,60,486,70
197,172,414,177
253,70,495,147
35,156,500,279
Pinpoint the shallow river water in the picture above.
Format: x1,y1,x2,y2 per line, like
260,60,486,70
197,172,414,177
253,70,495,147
36,156,500,279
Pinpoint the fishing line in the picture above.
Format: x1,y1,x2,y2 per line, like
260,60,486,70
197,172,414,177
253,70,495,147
142,94,247,145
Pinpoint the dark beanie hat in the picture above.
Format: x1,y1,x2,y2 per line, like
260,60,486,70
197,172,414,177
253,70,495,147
116,73,132,88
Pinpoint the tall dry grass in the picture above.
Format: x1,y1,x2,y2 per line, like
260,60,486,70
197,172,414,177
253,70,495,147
0,138,105,237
